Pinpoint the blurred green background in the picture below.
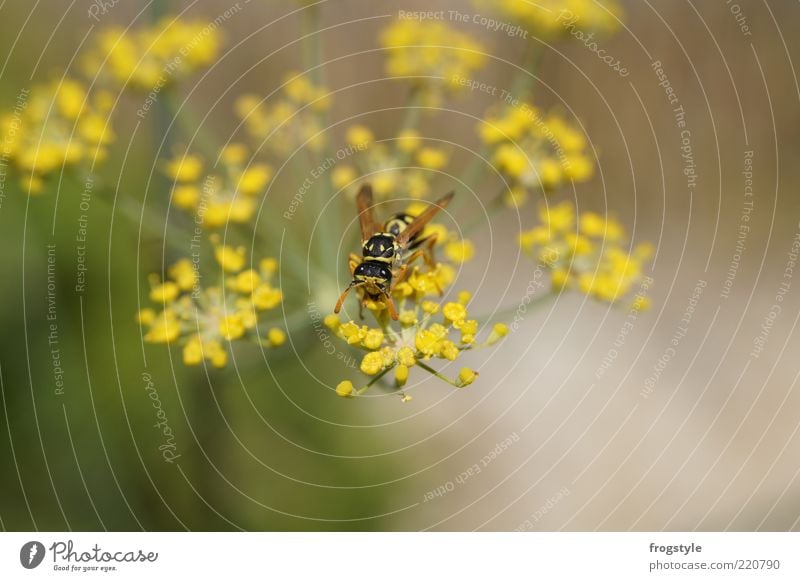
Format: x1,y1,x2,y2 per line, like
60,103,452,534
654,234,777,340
1,0,800,531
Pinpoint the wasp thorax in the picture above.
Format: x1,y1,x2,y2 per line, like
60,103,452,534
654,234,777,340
363,233,396,262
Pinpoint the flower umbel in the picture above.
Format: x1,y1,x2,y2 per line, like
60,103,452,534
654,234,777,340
519,201,653,303
82,17,221,91
480,100,593,206
328,201,501,400
163,144,273,228
326,292,506,399
137,237,284,368
235,71,330,156
0,79,115,194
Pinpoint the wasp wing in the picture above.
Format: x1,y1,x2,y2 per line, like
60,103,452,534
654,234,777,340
395,191,455,247
356,183,380,242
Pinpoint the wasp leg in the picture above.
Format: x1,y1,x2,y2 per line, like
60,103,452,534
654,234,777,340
391,263,409,291
406,233,439,268
420,233,439,267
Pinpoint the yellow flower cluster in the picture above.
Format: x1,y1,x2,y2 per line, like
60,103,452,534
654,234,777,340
331,125,450,200
473,0,622,39
519,201,653,303
327,194,494,400
164,144,273,228
235,72,330,156
137,236,284,368
380,20,487,106
0,80,115,193
480,101,593,206
327,290,508,399
82,17,221,90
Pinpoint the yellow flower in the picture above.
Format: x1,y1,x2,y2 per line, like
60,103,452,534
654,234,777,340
149,281,180,304
165,154,203,182
173,185,200,209
144,311,181,343
361,351,386,375
457,368,478,387
537,158,563,189
363,329,385,350
183,336,204,366
395,364,409,386
336,381,355,397
415,329,441,358
137,308,156,325
440,341,459,361
397,129,422,152
445,239,475,263
206,340,228,368
228,269,261,294
251,285,282,311
346,125,374,147
487,323,509,346
541,201,575,232
416,147,448,170
212,238,246,273
268,328,286,347
442,302,467,325
331,165,358,189
397,347,416,367
219,314,246,341
237,164,273,195
168,260,198,291
399,310,418,326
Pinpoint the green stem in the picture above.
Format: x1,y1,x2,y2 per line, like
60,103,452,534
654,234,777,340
356,365,395,395
510,41,545,97
162,88,219,161
456,42,545,215
394,86,423,167
416,360,458,387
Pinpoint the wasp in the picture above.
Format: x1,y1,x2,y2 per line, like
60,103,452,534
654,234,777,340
334,184,455,321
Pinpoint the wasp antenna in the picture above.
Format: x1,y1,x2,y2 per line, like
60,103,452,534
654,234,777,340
335,282,361,314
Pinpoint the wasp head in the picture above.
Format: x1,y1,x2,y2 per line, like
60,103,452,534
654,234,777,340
353,261,392,296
